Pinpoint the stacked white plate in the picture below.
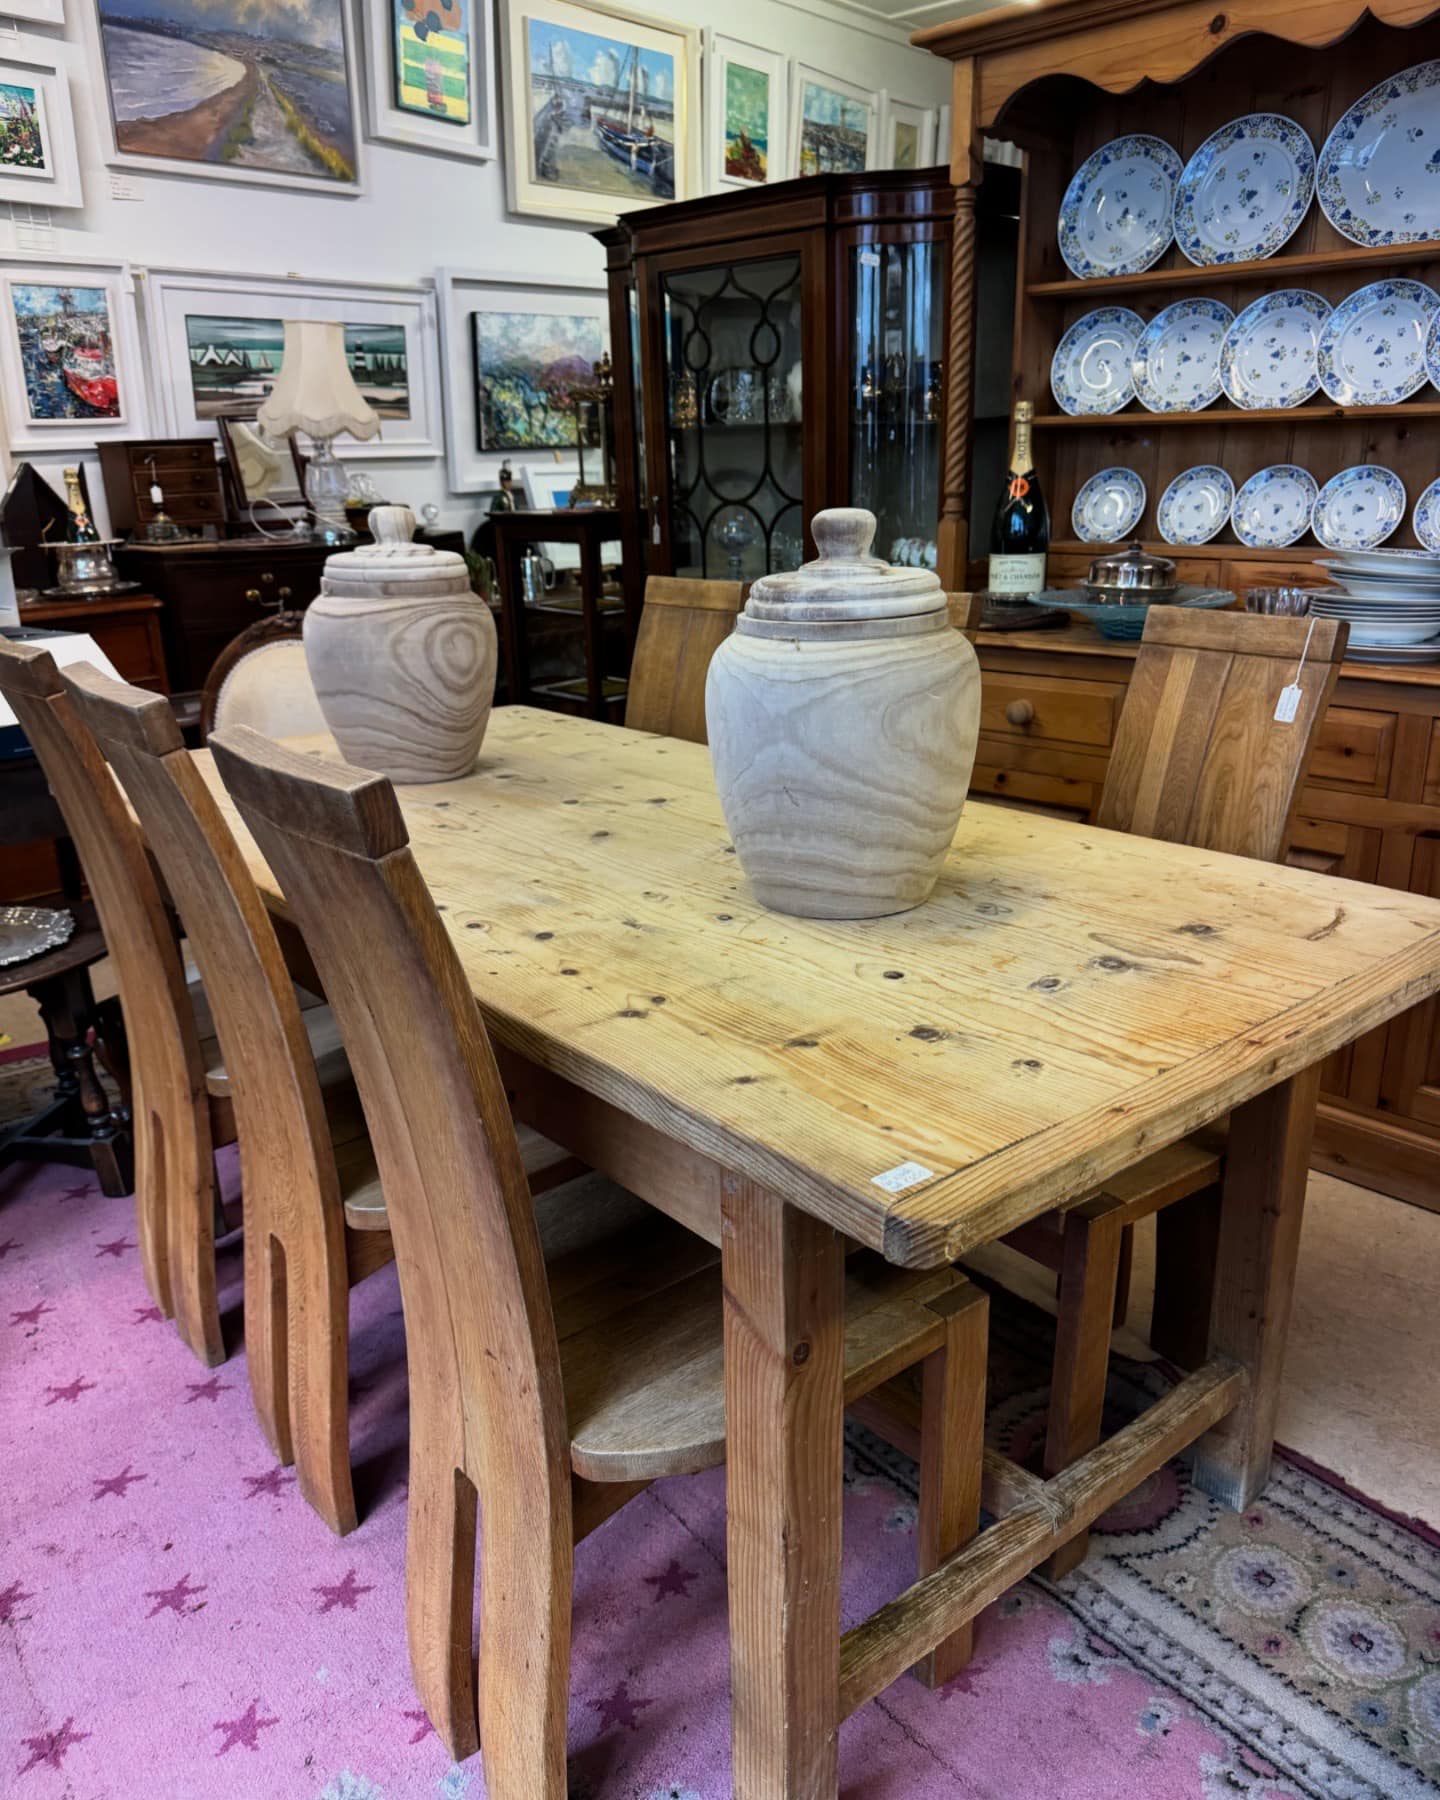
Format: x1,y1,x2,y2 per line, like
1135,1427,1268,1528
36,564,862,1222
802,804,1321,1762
1308,548,1440,662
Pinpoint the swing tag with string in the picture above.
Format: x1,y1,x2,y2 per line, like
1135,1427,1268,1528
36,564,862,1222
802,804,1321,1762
1274,613,1316,724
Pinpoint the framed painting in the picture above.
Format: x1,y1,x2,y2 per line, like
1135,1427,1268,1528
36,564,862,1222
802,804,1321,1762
140,269,439,459
89,0,363,195
790,65,877,178
363,0,496,158
704,33,787,190
436,266,608,492
3,1,64,22
0,45,82,209
498,0,700,224
878,96,937,172
0,260,148,452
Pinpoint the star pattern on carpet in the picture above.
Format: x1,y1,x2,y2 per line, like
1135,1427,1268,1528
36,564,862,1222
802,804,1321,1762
212,1698,279,1756
242,1467,295,1501
313,1568,374,1614
588,1679,654,1732
643,1558,699,1603
0,1580,34,1624
93,1465,147,1501
0,1237,21,1260
17,1715,90,1774
403,1708,435,1745
9,1301,53,1328
94,1236,134,1259
145,1573,208,1618
44,1375,95,1405
183,1376,232,1405
131,1304,164,1324
58,1183,93,1203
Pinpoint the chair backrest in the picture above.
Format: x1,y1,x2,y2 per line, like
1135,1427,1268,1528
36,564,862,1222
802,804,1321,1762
1097,608,1349,862
207,723,571,1528
64,663,346,1318
0,641,213,1328
200,615,324,740
623,576,744,743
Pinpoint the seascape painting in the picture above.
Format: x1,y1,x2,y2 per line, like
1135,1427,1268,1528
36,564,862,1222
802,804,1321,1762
0,80,48,176
96,0,358,186
722,61,767,183
799,79,869,176
10,284,121,422
472,310,602,450
394,0,471,124
185,314,410,419
525,15,676,201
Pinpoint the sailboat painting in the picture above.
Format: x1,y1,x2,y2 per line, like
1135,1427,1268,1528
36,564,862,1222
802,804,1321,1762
184,314,410,419
10,284,121,422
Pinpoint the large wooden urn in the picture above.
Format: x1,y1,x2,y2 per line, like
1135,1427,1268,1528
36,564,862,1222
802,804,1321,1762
304,505,497,783
705,507,980,919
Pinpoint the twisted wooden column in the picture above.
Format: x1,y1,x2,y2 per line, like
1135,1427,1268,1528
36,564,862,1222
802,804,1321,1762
938,181,979,588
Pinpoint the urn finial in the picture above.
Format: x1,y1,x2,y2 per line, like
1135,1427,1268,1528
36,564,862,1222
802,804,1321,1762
811,508,877,566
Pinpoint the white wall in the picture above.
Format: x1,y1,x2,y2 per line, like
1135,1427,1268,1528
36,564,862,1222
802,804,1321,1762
0,0,950,539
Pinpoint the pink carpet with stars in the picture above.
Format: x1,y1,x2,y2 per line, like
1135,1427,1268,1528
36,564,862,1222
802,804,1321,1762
3,1095,1438,1798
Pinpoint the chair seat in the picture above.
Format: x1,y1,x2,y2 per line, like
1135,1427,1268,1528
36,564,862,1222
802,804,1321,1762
337,1122,588,1234
199,981,340,1101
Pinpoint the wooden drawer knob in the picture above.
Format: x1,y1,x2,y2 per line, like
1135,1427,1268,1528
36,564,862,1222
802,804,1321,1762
1005,699,1035,728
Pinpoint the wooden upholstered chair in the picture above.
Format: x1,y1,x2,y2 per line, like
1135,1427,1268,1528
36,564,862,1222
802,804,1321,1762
623,577,745,743
66,663,583,1536
199,613,325,740
210,723,989,1778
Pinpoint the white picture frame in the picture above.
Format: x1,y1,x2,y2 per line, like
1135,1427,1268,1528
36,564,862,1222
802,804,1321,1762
0,42,82,209
936,104,951,168
362,0,497,160
87,0,365,196
436,266,609,495
1,1,64,23
790,64,879,178
517,458,581,511
498,0,701,225
138,268,440,461
0,258,148,453
878,95,938,171
704,32,788,191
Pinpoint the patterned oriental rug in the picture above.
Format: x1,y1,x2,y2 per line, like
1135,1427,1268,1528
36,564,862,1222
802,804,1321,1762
1,1053,1437,1800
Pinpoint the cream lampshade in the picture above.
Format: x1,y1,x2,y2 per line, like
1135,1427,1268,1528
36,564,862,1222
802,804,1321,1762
258,320,380,545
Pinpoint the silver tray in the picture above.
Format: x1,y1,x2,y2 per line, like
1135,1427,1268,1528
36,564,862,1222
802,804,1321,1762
0,905,76,969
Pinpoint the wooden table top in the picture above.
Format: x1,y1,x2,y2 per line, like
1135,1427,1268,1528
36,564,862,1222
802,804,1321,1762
191,707,1440,1268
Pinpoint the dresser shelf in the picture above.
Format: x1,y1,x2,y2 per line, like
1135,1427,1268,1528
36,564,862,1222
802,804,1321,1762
1035,401,1440,429
1026,237,1440,300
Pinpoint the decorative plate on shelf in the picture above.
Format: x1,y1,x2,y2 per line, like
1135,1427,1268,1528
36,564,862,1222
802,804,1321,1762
1230,464,1318,548
1218,289,1330,409
1415,479,1440,554
1426,307,1440,394
1172,113,1316,264
1318,548,1440,583
1311,465,1407,551
1342,640,1440,664
1029,585,1235,640
1131,297,1233,411
1071,466,1147,543
1056,135,1183,279
1317,60,1440,247
1156,465,1236,545
1316,279,1440,406
1050,306,1146,415
0,906,75,970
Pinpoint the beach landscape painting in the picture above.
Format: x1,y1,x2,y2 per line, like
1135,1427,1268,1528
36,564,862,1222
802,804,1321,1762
95,0,360,190
797,75,872,176
10,284,122,422
394,0,470,123
0,80,49,176
723,60,768,182
185,314,410,419
472,309,602,450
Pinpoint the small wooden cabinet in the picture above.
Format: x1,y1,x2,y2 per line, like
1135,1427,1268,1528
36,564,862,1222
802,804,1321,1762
97,438,228,536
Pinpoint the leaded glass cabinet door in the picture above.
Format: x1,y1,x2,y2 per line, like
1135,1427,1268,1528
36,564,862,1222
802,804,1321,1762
658,253,807,582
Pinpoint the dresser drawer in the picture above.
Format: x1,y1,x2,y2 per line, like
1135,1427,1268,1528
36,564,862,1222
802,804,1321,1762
979,671,1122,748
1307,706,1396,795
970,759,1097,819
1425,721,1440,806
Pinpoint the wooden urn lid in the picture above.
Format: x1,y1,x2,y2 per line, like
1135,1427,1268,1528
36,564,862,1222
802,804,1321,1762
738,508,947,640
321,504,469,600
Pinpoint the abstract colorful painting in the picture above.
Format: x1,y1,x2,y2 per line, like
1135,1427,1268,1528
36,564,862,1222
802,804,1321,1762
394,0,471,124
472,309,602,450
0,80,48,176
185,314,410,419
95,0,359,187
10,284,121,421
798,78,870,176
722,60,767,182
526,15,676,200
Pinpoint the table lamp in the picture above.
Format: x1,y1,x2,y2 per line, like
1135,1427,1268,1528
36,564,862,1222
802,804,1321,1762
257,320,379,546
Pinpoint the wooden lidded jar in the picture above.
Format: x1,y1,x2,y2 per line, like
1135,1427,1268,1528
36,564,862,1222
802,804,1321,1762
705,507,980,919
304,504,497,784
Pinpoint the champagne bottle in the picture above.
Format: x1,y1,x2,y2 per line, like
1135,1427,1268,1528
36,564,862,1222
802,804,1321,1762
986,402,1049,600
62,467,100,545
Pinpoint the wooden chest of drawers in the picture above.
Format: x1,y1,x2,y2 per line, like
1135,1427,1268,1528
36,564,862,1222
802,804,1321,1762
97,438,228,534
970,625,1440,1213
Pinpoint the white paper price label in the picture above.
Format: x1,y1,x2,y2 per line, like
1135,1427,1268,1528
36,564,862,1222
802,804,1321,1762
870,1161,935,1194
1274,683,1301,724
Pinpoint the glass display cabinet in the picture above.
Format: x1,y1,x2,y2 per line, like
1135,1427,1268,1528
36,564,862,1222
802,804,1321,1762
596,168,954,588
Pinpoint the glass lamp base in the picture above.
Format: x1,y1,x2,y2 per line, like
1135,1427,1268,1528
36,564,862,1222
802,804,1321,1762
304,436,357,546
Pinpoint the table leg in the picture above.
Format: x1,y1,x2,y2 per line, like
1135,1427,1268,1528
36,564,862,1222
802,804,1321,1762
723,1176,844,1800
1191,1064,1321,1511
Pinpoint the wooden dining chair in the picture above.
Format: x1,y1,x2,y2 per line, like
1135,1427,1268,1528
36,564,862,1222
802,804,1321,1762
623,576,745,743
65,662,585,1536
210,723,989,1784
199,612,326,740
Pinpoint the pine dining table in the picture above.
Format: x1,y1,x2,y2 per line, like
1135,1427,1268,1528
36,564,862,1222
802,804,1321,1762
188,705,1440,1799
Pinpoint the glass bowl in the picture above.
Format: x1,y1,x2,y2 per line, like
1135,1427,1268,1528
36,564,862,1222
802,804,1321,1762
1026,585,1236,641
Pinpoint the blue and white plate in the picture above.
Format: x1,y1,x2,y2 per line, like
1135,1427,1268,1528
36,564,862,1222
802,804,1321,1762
1071,467,1146,543
1426,307,1440,394
1218,289,1330,409
1311,465,1407,551
1131,298,1233,411
1050,307,1145,415
1231,464,1318,549
1317,279,1440,406
1057,135,1182,279
1415,479,1440,554
1156,465,1235,545
1173,114,1315,264
1318,61,1440,247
